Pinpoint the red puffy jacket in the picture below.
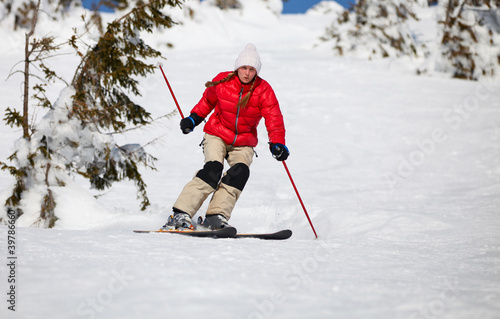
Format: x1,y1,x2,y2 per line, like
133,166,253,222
191,71,286,147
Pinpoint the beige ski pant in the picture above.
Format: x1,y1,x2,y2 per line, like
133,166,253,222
173,134,254,220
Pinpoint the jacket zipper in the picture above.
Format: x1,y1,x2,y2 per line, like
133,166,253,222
231,87,244,145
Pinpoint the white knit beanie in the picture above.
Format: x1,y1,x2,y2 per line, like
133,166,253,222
234,43,262,75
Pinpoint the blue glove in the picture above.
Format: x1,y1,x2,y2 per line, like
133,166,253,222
269,143,289,161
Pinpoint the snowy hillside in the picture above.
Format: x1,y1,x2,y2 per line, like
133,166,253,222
1,1,500,318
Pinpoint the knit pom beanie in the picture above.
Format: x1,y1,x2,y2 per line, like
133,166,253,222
234,43,262,75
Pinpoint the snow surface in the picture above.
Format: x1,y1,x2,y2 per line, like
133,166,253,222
1,1,500,318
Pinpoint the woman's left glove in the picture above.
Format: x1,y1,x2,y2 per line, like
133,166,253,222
269,143,289,161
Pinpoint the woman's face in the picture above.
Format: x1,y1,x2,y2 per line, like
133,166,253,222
237,66,257,84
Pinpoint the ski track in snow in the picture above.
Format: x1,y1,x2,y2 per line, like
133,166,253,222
0,2,500,319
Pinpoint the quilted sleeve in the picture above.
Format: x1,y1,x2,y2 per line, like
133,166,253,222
259,83,286,145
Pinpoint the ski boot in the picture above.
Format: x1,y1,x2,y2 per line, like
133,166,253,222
162,209,194,230
197,214,231,230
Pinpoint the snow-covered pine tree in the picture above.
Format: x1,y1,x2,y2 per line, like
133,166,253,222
1,0,63,227
436,0,500,80
69,0,183,210
321,0,421,59
0,0,80,29
213,0,242,10
0,0,182,227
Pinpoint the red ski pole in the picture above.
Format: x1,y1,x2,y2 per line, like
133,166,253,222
158,63,185,118
282,161,318,239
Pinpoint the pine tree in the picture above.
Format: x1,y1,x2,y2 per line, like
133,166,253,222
69,0,182,209
321,0,421,59
0,0,80,30
436,0,500,80
1,0,182,227
1,0,62,227
214,0,242,10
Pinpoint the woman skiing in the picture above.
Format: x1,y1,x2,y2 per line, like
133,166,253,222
164,44,289,230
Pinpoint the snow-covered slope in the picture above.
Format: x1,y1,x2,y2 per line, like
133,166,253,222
0,1,499,318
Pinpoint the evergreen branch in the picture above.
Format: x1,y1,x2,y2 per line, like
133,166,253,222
110,111,177,134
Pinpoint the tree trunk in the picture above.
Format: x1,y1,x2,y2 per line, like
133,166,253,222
22,0,41,140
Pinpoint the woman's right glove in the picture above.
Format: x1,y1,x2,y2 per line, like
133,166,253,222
180,113,204,134
269,143,290,161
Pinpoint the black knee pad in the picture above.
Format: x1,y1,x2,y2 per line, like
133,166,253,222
221,163,250,191
196,161,223,189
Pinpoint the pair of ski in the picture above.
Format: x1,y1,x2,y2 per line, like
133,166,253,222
133,227,292,240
